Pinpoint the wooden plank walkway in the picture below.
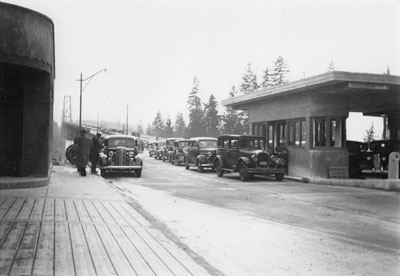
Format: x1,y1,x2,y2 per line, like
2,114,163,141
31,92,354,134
0,195,211,276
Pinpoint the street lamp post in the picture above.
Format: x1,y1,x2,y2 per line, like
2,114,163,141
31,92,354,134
78,68,107,130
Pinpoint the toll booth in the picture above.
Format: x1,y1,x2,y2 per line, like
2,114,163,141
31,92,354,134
222,71,400,179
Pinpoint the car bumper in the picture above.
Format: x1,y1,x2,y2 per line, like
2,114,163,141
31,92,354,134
100,165,142,170
247,168,285,174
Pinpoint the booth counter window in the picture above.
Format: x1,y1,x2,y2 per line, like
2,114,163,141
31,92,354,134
288,118,306,147
312,117,345,148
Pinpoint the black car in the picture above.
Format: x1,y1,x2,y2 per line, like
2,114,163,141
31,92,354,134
185,137,218,172
213,135,286,181
362,140,400,177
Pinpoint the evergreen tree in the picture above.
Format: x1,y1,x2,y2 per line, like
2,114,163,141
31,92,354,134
187,76,205,137
328,61,335,71
145,123,153,135
204,94,219,137
221,86,243,134
174,112,187,138
152,111,164,138
240,63,258,93
271,56,289,86
260,67,273,88
164,116,174,138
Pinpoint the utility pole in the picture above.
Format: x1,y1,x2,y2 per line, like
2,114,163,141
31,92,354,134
78,68,106,130
126,103,129,135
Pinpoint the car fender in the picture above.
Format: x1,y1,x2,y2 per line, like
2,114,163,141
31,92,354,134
135,155,143,164
238,157,251,166
214,155,223,167
197,155,207,163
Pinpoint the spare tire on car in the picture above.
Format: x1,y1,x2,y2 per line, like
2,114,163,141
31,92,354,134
65,144,79,165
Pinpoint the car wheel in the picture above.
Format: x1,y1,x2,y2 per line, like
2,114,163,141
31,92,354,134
239,162,249,181
215,160,223,177
275,173,284,181
197,161,204,173
100,169,106,177
177,160,181,166
135,169,142,177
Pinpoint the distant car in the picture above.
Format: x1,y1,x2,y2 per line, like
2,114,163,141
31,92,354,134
185,137,218,172
346,140,368,178
154,140,166,160
171,139,189,166
362,140,400,177
163,138,184,162
98,135,143,177
148,141,158,157
213,135,286,181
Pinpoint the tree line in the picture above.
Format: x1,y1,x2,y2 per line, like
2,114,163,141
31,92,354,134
140,56,289,139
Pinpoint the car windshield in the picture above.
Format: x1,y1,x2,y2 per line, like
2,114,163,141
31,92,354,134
108,138,136,148
178,141,189,148
199,140,218,148
239,138,264,149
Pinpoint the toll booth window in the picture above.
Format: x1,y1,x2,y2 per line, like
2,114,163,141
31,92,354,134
312,118,327,147
330,118,344,147
288,118,306,147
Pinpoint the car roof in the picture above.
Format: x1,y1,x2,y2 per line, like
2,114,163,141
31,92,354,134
217,134,265,139
189,137,217,141
166,137,184,141
105,134,137,140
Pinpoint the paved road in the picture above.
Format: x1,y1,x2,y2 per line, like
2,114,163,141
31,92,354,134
107,153,400,275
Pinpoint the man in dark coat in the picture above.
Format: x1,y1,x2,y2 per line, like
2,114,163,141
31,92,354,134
76,129,92,176
90,133,102,173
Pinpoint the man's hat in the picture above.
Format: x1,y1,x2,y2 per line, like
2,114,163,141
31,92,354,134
80,128,87,133
96,132,101,136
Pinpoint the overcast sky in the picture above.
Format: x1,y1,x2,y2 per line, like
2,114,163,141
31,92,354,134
5,0,400,136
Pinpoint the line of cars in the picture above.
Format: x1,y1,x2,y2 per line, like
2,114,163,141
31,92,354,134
149,135,287,181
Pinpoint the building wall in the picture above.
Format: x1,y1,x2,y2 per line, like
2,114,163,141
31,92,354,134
0,3,54,177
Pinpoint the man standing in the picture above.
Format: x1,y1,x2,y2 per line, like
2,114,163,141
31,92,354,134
76,129,92,176
90,132,102,173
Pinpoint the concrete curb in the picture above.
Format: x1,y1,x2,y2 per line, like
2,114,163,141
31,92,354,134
297,177,400,192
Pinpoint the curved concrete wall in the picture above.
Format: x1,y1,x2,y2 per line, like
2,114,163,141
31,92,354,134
0,2,55,75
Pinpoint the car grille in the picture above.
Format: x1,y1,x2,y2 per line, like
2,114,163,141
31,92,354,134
116,148,126,165
258,152,269,167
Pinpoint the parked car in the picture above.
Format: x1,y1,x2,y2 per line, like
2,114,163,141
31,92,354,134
185,137,218,172
171,139,189,166
213,135,286,181
346,140,368,178
163,138,184,162
98,134,143,177
154,141,166,160
362,140,400,177
148,141,157,157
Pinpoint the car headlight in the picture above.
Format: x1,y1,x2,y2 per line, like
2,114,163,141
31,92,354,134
366,156,371,161
108,151,114,157
251,154,258,162
128,151,134,158
382,156,387,161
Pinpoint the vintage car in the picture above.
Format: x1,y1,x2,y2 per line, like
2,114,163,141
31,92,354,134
346,140,368,178
148,141,158,157
163,138,184,162
98,134,143,177
154,140,166,160
185,137,218,172
362,140,400,177
214,135,286,181
170,139,189,166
